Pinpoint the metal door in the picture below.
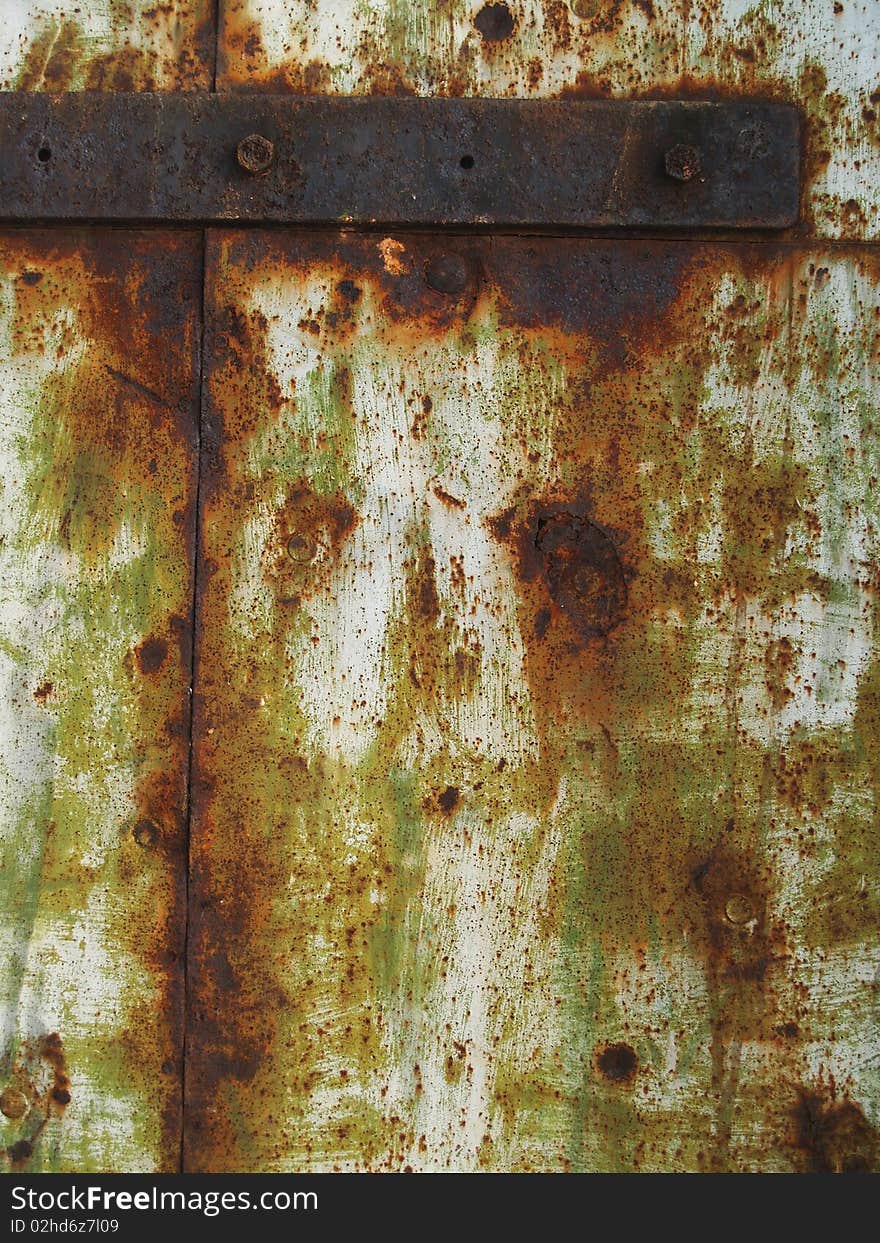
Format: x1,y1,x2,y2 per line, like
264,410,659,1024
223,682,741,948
1,1,878,1174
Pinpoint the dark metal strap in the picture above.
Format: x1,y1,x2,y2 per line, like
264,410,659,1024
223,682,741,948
0,94,800,229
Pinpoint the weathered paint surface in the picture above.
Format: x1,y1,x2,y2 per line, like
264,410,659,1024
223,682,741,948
1,0,877,1178
217,0,880,239
0,231,200,1171
187,230,880,1172
0,0,214,90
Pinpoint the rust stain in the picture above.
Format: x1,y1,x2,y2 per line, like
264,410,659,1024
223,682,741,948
791,1087,880,1173
185,230,880,1171
2,4,214,92
0,230,201,1171
595,1042,639,1085
216,1,878,239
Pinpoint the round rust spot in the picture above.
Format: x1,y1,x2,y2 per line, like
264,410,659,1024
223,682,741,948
0,1088,28,1119
535,514,627,639
135,636,168,674
287,533,317,563
438,785,460,815
664,143,702,182
8,1139,33,1162
474,2,516,40
425,253,470,297
133,819,159,847
596,1042,638,1084
236,133,275,175
724,893,755,925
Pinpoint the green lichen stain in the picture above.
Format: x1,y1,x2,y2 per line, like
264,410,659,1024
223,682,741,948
1,235,198,1172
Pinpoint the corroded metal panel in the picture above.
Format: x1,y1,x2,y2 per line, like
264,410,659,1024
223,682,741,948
0,0,214,90
0,94,801,229
187,231,880,1171
0,231,201,1171
218,0,683,96
217,0,880,239
685,1,880,240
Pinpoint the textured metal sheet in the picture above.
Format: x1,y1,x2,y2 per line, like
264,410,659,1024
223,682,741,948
217,0,880,239
218,0,684,96
186,229,880,1172
0,231,201,1172
0,0,214,91
0,93,800,229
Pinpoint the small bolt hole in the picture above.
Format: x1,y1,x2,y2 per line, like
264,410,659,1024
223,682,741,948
459,154,474,170
37,146,51,163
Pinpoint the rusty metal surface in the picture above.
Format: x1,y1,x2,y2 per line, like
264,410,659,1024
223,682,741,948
0,0,214,91
186,229,880,1172
217,0,880,240
0,93,800,229
0,230,201,1172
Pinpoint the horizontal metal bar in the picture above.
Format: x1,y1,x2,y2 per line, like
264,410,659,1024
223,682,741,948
0,94,800,229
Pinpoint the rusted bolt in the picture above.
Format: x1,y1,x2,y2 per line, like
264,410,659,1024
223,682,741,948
664,143,702,182
474,2,516,41
534,513,627,639
425,253,470,297
236,133,275,175
0,1088,28,1120
596,1042,638,1084
724,893,755,925
287,534,317,563
132,819,159,847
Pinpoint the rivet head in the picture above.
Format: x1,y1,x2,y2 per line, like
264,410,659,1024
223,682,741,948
425,253,470,297
664,143,702,182
0,1088,28,1120
724,893,755,925
236,133,275,175
133,819,159,847
287,534,317,563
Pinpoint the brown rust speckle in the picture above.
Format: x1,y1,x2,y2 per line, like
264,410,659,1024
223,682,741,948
40,1033,71,1111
